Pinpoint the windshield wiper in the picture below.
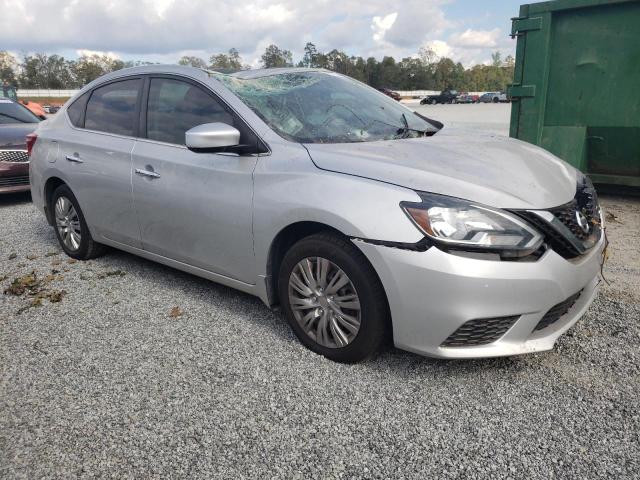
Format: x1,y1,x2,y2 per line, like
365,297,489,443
394,113,432,139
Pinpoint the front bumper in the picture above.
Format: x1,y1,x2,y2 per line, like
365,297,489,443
354,237,604,359
0,161,30,194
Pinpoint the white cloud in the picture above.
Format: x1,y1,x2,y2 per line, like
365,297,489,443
372,12,398,43
76,49,120,59
0,0,514,66
449,28,501,49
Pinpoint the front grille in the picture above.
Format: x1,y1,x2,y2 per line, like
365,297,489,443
514,179,601,259
441,315,519,347
0,175,30,187
0,149,29,163
517,211,579,258
534,290,583,331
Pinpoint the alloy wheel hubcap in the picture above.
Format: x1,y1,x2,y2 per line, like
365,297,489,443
55,196,82,251
288,257,361,348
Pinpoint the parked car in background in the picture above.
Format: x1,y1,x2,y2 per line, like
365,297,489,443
479,91,510,103
48,105,61,114
457,93,479,104
378,88,401,101
0,98,40,193
29,66,604,363
1,82,47,119
420,89,458,105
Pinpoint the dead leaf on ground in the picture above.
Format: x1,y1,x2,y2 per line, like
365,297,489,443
8,253,17,260
67,259,78,264
97,270,126,279
46,290,66,303
4,272,39,296
45,251,59,257
605,211,621,224
169,306,183,318
51,259,62,266
26,254,38,260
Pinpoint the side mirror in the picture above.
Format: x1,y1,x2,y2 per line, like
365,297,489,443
185,122,240,152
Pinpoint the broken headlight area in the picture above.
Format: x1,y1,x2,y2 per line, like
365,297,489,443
401,192,544,259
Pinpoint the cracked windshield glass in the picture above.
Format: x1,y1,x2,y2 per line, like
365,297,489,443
216,71,439,143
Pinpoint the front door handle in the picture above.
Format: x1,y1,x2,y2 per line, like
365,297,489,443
135,168,161,179
65,154,83,163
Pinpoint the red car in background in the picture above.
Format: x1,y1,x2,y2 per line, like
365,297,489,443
0,98,41,193
378,88,402,101
457,93,479,104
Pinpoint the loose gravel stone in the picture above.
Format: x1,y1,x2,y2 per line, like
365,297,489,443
1,192,638,480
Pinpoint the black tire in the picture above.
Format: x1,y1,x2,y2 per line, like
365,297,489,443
493,97,499,103
50,184,107,260
430,99,437,105
278,232,389,363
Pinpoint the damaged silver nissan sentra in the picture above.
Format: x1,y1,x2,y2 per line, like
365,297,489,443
29,66,605,362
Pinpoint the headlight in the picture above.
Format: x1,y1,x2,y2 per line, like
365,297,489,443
401,192,543,257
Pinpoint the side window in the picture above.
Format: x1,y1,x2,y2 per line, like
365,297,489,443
85,79,141,136
66,91,90,127
146,78,236,145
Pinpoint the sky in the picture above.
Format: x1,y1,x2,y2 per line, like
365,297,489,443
1,0,525,67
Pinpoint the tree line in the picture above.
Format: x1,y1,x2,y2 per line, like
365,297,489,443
1,42,515,93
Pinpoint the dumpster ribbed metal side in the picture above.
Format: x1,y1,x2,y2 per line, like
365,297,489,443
509,0,640,187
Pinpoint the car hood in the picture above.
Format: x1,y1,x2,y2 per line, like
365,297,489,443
304,128,577,209
0,123,37,149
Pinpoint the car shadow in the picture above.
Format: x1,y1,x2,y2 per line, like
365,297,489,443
0,191,32,207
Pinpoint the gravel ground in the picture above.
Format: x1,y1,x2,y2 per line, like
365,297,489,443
1,111,639,477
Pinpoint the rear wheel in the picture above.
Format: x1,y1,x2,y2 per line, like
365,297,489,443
278,232,388,363
51,184,107,260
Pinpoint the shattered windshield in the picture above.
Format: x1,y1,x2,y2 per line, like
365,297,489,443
215,71,439,144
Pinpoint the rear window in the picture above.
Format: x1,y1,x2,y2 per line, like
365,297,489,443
66,92,90,127
0,99,41,124
85,79,141,136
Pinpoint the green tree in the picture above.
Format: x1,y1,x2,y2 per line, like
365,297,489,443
302,42,318,68
260,44,293,68
178,56,208,69
0,51,18,86
209,48,244,70
20,54,74,88
491,51,503,67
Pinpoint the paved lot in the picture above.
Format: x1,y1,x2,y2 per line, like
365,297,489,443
409,101,511,136
1,106,639,478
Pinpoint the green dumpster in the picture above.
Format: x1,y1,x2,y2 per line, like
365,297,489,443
509,0,640,187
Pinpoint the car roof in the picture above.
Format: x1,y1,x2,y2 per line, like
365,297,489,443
93,64,328,81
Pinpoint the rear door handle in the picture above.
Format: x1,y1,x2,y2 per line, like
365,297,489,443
65,154,83,163
135,168,161,179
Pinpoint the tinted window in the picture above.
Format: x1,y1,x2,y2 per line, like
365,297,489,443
67,91,90,127
85,79,141,136
0,99,41,124
146,78,235,145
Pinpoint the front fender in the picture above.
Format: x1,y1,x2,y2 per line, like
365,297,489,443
251,142,424,283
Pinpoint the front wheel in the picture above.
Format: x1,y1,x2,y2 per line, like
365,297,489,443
278,233,389,363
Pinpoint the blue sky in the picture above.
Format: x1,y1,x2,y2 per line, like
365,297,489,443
1,0,527,66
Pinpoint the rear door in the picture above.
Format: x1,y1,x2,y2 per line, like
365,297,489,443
131,76,259,283
60,77,143,247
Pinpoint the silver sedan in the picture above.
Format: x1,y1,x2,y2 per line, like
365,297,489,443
28,66,604,362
